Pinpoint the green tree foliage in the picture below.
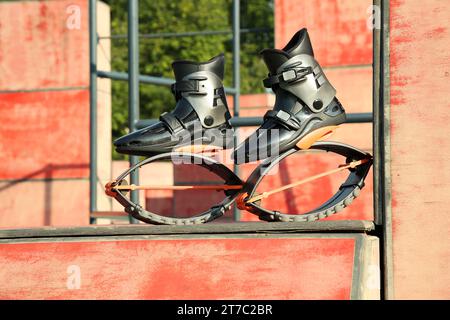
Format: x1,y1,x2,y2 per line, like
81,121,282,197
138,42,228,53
102,0,274,159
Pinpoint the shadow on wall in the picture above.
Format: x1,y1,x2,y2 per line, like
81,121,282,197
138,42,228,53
0,164,89,226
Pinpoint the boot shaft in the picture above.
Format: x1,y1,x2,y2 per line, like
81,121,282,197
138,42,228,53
260,28,336,113
172,53,225,81
171,54,230,128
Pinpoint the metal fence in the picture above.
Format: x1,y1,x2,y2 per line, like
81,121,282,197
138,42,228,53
88,0,373,223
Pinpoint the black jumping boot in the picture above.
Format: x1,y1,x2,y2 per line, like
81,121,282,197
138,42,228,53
114,54,233,156
233,28,346,164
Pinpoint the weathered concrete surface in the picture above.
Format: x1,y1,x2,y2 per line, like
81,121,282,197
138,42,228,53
0,179,89,227
0,0,89,90
0,90,90,180
390,0,450,299
0,1,112,227
0,234,379,299
275,0,373,67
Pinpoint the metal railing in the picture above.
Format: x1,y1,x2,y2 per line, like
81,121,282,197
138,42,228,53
88,0,373,223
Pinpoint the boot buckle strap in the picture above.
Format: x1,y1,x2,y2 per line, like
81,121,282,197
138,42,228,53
171,76,208,96
159,112,184,134
171,80,197,94
263,67,313,88
264,110,301,130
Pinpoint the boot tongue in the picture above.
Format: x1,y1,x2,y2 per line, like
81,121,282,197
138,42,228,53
172,53,225,81
261,28,314,75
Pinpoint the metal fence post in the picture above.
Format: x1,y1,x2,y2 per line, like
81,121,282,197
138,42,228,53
89,0,97,224
128,0,140,224
232,0,241,221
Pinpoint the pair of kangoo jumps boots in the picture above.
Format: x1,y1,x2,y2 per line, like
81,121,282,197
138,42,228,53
107,28,373,225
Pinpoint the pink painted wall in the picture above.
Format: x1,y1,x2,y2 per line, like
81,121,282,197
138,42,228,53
0,90,90,180
0,1,111,228
389,0,450,299
0,1,89,228
0,1,89,90
275,0,373,67
0,236,358,299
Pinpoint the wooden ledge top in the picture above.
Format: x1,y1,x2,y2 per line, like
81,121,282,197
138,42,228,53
0,220,375,240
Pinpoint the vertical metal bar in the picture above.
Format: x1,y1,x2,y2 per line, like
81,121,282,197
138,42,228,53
128,0,140,224
232,0,241,221
373,0,382,227
372,0,385,300
89,0,97,223
380,0,394,300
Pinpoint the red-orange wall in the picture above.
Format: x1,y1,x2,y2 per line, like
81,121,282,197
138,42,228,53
0,233,379,299
0,0,91,227
389,0,450,299
0,1,112,228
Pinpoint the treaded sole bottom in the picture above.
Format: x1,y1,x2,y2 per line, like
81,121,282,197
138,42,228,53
260,186,362,222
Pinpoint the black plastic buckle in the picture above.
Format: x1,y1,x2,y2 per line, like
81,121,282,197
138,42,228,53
281,67,312,83
263,67,312,88
264,110,301,130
